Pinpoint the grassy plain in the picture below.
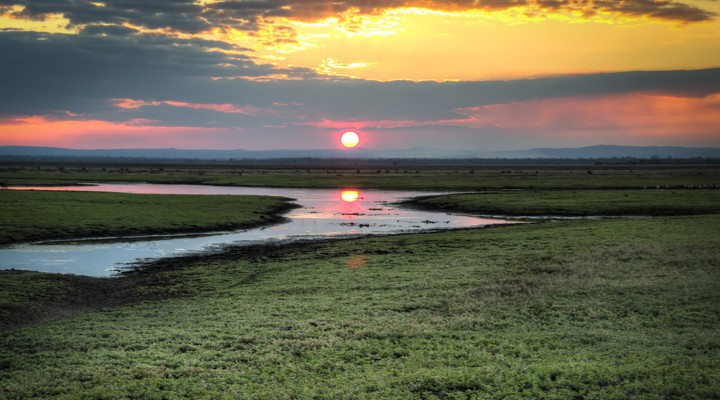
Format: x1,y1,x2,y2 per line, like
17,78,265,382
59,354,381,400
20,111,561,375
0,190,295,245
1,216,719,398
1,164,719,398
1,163,718,190
406,189,720,216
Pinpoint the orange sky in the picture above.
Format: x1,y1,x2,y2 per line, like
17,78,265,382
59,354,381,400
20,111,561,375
223,3,720,81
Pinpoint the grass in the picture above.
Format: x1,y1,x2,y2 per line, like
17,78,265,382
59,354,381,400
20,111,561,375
405,189,720,216
2,164,719,190
1,167,719,398
1,215,719,398
0,190,296,244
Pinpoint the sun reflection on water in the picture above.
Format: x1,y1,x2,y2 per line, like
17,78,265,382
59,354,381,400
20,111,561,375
346,255,369,269
340,190,360,202
3,184,516,276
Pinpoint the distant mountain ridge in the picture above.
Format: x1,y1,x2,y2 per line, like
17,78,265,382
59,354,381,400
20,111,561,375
484,145,720,159
0,146,478,159
1,145,719,160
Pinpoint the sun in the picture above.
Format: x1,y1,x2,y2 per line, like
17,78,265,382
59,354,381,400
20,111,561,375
340,131,360,148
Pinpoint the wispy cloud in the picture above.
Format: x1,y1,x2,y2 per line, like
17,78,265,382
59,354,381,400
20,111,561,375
444,93,720,135
301,92,720,140
0,116,234,148
113,99,285,117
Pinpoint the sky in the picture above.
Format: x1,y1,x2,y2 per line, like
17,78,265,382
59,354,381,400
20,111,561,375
1,0,719,151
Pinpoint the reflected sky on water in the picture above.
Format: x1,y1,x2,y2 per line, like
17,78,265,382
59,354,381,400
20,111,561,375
1,183,515,276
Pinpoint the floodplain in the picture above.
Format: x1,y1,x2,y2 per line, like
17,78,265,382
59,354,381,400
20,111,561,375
1,163,719,399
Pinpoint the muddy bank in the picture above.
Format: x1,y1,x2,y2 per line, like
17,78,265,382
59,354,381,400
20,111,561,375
0,236,351,333
0,270,139,332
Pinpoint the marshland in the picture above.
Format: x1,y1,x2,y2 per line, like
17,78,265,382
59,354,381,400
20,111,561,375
1,163,719,399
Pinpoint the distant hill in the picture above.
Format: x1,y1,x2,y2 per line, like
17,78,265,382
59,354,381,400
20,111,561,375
0,145,719,160
0,146,480,159
486,145,720,159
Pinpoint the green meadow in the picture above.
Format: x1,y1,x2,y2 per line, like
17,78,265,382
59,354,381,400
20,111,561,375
1,165,719,398
0,190,295,245
1,164,718,190
406,189,720,216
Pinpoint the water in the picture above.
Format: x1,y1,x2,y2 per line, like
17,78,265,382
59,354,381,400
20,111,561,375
1,183,515,276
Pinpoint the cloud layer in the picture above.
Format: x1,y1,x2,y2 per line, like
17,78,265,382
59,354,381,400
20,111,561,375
1,1,719,150
5,0,716,34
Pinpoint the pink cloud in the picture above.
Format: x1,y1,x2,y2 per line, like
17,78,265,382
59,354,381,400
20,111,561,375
304,93,720,145
3,93,719,151
445,93,720,138
0,116,236,149
113,98,283,116
303,118,424,130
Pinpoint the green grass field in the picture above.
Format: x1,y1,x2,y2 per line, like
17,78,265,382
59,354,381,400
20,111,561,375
2,164,719,190
405,189,720,216
1,166,719,398
0,190,295,244
1,216,718,398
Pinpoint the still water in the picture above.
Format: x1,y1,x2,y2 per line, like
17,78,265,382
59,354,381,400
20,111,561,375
1,183,514,276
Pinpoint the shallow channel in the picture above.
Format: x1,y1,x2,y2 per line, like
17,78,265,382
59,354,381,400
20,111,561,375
1,183,515,276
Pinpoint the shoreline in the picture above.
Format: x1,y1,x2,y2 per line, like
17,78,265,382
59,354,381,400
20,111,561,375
0,223,525,333
3,183,718,332
0,189,300,246
0,201,299,248
399,189,720,217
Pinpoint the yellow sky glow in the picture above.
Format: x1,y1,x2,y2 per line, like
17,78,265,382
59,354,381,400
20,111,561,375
236,6,720,81
2,1,719,82
0,6,75,34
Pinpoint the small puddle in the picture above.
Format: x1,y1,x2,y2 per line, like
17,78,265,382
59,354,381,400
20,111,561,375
1,183,516,276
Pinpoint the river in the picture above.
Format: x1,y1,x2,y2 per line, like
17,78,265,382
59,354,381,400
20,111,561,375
0,183,515,276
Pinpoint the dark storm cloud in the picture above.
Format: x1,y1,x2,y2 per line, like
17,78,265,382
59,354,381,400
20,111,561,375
197,0,719,28
219,68,720,123
8,0,212,33
0,30,313,117
80,24,138,36
1,0,716,35
207,0,717,24
5,43,717,128
590,0,717,23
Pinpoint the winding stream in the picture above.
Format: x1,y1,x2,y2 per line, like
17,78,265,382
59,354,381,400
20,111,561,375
1,184,515,276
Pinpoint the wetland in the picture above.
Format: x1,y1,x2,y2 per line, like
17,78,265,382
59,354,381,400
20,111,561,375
1,163,719,399
1,184,513,276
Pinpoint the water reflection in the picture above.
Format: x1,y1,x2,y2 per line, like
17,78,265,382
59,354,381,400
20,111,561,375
1,184,516,276
340,190,360,203
339,189,363,219
346,255,369,269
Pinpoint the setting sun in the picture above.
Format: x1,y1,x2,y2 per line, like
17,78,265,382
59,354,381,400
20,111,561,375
340,131,360,148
